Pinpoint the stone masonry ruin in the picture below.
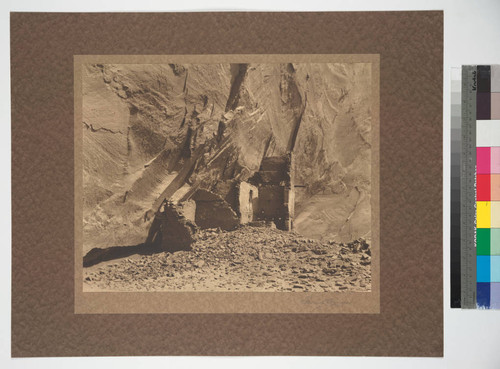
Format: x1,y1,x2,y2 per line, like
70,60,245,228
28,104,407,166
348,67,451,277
145,153,295,252
236,181,259,224
191,189,240,230
250,153,294,231
145,200,197,253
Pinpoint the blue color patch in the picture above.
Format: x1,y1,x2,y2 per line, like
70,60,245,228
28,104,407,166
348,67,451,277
477,282,491,308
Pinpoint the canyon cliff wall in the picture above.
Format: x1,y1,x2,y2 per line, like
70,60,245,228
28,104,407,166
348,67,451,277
81,62,372,253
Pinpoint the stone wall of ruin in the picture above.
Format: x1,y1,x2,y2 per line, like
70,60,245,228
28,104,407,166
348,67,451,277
145,201,197,252
253,154,295,231
192,189,239,230
237,181,259,224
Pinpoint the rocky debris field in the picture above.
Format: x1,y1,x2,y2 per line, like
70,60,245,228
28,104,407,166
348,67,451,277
83,226,371,292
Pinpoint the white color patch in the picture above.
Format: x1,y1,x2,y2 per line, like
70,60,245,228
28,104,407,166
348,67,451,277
477,120,500,147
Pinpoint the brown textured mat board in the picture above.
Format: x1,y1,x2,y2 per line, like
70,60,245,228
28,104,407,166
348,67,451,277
11,11,443,356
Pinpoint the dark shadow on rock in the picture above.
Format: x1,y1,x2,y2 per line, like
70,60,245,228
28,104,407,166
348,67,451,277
83,243,160,268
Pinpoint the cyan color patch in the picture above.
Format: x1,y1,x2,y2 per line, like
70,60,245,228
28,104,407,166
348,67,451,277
477,256,491,282
491,256,500,282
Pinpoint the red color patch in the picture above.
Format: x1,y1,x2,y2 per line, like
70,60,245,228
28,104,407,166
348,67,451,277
477,174,491,201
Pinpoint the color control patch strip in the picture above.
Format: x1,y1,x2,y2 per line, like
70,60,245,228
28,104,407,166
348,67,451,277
475,65,500,309
454,65,500,309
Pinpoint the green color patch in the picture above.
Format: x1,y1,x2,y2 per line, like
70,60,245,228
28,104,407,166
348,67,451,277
477,228,491,255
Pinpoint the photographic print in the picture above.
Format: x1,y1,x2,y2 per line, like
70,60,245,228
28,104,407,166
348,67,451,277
75,54,379,313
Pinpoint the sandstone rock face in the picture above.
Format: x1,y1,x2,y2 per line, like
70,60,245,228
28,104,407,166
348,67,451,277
82,62,372,252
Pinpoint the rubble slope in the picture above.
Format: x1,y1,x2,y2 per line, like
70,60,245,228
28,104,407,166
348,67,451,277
83,226,371,292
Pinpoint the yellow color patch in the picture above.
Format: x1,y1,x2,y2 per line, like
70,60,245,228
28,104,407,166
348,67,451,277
477,201,491,228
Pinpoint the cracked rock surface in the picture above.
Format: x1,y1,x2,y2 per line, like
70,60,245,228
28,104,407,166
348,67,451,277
83,226,371,292
82,63,373,254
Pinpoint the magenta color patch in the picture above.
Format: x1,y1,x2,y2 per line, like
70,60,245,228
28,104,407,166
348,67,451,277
477,147,491,174
492,147,500,174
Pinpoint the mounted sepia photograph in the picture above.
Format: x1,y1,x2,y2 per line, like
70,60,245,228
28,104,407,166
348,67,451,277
11,10,446,357
74,55,379,313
